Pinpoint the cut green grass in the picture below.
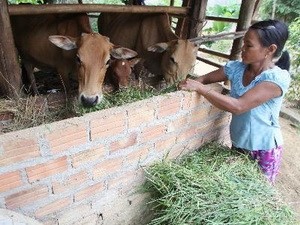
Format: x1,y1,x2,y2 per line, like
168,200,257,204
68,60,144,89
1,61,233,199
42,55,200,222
143,142,297,225
75,85,177,115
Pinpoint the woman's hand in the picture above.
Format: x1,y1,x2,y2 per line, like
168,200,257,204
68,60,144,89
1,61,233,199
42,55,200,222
178,78,204,93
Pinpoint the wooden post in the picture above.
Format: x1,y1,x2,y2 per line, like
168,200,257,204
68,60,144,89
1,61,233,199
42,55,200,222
224,0,256,87
252,0,262,21
230,0,257,60
175,0,191,38
187,0,208,39
0,0,22,98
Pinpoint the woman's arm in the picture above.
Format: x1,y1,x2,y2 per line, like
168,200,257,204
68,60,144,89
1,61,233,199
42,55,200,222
195,67,227,84
179,79,282,115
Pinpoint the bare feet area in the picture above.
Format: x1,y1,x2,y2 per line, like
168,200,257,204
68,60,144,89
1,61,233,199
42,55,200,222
276,107,300,222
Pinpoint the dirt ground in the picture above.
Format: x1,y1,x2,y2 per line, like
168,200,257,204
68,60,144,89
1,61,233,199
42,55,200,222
276,114,300,222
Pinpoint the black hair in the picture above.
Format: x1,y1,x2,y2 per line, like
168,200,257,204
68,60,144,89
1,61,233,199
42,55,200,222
250,20,290,71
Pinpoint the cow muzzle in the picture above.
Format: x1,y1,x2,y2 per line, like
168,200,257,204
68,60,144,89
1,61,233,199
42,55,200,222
79,93,103,107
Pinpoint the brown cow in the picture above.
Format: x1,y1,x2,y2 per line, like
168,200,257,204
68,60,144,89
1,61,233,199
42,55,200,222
98,13,198,86
105,58,140,91
11,13,137,107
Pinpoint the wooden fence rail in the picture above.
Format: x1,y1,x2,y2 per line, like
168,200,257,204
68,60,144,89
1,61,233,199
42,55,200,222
8,4,189,15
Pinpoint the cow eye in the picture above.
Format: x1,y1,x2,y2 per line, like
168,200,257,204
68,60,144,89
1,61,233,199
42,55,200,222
76,54,82,65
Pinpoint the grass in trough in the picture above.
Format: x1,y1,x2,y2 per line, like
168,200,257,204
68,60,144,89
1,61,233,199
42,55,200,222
0,96,75,133
143,142,296,225
0,85,177,133
75,85,177,115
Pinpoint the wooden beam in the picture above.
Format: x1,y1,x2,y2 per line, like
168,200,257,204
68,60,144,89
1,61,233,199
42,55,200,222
0,0,22,98
196,56,223,68
206,16,238,23
198,48,230,59
8,4,189,16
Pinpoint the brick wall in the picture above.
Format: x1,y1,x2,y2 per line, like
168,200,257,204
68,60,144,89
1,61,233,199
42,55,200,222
0,86,231,225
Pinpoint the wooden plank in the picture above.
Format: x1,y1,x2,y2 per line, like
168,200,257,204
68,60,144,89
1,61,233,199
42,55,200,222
8,4,189,15
0,0,22,98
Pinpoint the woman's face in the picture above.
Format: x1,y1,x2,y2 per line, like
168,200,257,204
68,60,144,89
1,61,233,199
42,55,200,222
241,29,269,64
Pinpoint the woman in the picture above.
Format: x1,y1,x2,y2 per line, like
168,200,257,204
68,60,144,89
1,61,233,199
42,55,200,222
179,20,291,184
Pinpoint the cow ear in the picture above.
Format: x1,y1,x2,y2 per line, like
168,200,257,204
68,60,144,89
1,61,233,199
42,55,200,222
147,42,169,53
111,47,138,59
49,35,77,50
128,58,141,67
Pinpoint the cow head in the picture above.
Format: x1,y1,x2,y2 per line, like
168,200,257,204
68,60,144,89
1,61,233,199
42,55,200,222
148,39,197,84
49,33,137,107
108,58,141,90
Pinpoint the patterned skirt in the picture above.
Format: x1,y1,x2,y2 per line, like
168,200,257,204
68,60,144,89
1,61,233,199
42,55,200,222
233,146,283,184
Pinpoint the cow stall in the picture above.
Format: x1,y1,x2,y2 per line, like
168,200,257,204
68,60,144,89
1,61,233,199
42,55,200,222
0,1,259,224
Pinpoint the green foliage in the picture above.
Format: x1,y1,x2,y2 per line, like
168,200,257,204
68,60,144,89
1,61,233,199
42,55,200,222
286,79,300,105
285,17,300,104
143,142,297,225
202,2,239,54
286,17,300,75
205,3,240,33
259,0,300,22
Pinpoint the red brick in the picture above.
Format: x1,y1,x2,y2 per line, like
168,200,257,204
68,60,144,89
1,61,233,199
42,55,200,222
181,92,204,110
109,133,137,153
190,107,211,124
0,138,40,167
26,157,68,183
195,121,212,134
93,158,123,179
0,171,22,192
90,112,126,140
46,123,87,154
127,105,156,129
35,197,72,218
166,144,187,160
6,185,49,209
74,182,104,202
52,171,89,194
157,95,181,118
71,145,106,168
167,116,189,133
155,136,177,153
140,124,166,143
177,126,198,144
107,171,136,191
125,146,150,166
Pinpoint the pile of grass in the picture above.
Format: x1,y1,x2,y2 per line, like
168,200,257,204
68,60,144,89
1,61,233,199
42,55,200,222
76,85,177,115
0,85,177,133
143,142,296,225
0,96,75,133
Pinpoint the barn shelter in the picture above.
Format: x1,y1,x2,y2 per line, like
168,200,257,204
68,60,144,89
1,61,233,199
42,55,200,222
0,0,261,99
